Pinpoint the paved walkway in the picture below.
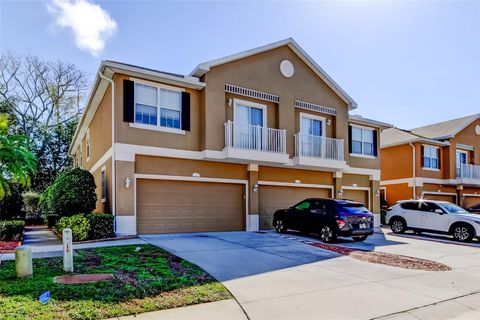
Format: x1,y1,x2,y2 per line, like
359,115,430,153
22,225,62,247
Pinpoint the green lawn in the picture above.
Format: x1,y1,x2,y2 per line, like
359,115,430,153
0,245,231,320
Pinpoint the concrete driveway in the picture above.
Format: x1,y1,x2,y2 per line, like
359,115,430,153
141,230,480,320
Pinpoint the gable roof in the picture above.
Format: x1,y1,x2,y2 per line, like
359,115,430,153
380,127,449,148
410,114,480,140
349,115,393,129
190,38,358,110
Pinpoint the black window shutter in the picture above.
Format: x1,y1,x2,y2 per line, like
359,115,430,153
123,80,135,123
373,130,378,157
420,145,424,167
437,148,441,170
181,91,191,131
348,125,352,153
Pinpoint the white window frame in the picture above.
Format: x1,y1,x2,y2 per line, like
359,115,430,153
130,78,186,134
456,149,469,168
349,123,376,159
299,112,326,137
86,129,91,162
422,145,440,171
233,98,267,126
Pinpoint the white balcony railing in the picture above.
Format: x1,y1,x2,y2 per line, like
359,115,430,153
224,121,286,154
295,133,344,161
457,163,480,180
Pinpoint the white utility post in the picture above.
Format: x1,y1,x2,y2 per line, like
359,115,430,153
63,228,74,272
15,245,33,277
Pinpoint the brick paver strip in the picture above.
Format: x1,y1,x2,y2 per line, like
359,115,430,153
54,273,114,284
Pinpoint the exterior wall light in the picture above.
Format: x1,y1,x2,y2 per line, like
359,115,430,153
352,183,358,187
227,98,233,107
375,190,380,197
253,184,259,192
192,172,200,177
124,177,131,189
294,179,301,184
337,189,343,197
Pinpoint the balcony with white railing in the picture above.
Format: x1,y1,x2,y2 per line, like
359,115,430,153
293,133,347,170
223,121,289,163
457,163,480,184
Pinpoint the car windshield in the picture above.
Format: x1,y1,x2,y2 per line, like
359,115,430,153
338,203,368,213
438,203,469,214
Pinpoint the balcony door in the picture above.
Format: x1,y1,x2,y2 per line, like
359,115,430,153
456,150,468,177
300,114,325,157
234,100,266,150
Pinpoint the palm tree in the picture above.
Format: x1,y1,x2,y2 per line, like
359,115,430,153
0,114,36,199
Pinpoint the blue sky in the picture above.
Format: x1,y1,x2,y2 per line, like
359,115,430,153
1,0,479,129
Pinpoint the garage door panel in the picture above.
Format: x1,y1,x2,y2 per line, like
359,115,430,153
341,189,369,208
423,194,456,203
258,186,331,230
137,180,244,234
464,197,480,208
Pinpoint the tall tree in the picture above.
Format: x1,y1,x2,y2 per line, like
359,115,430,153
0,52,88,191
0,114,37,199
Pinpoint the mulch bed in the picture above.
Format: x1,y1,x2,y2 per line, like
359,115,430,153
308,242,452,271
0,240,22,253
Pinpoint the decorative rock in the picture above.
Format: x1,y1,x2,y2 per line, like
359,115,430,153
15,245,33,278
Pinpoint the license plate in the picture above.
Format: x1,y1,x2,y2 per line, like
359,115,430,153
359,223,367,229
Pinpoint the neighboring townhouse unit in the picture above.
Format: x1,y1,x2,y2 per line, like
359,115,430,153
381,114,480,208
69,38,391,235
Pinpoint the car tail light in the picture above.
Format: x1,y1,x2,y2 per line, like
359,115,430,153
336,220,346,228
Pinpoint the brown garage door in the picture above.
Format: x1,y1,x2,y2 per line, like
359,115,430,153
342,189,369,208
423,193,456,204
137,180,245,234
464,196,480,208
258,185,331,230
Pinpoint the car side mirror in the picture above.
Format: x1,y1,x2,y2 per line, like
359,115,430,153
434,209,444,214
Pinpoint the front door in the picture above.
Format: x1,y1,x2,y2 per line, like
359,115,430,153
234,103,265,150
300,116,324,157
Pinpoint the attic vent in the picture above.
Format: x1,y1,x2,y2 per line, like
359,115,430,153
225,84,280,103
456,143,474,151
294,99,337,116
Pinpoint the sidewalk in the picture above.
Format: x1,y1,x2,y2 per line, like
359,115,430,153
0,226,146,262
111,299,247,320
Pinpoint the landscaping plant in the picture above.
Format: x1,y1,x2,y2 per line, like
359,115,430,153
56,214,90,241
86,213,114,239
0,220,25,241
40,168,97,217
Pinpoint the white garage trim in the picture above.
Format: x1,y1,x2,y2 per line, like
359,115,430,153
132,174,250,234
341,186,371,210
464,193,480,197
257,180,334,196
421,191,458,204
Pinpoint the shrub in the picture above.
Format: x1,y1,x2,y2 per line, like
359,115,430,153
0,184,25,220
44,214,60,228
23,191,42,225
57,214,90,241
0,220,25,241
86,213,114,239
40,168,97,217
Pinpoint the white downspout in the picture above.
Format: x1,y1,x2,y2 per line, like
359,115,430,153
98,71,116,232
409,142,416,199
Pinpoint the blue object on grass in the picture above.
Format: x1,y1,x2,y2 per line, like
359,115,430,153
39,291,50,304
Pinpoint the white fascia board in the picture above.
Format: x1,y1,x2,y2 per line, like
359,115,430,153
380,138,449,149
348,116,393,129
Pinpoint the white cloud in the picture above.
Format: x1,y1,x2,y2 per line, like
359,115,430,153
47,0,117,56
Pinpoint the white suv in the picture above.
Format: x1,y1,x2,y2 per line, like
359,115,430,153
386,200,480,242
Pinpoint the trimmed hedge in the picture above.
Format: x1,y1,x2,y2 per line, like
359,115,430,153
0,220,25,241
57,214,90,241
86,213,114,240
44,214,60,228
40,168,97,217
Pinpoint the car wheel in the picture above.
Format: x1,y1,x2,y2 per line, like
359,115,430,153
352,235,368,242
390,217,406,234
319,225,337,243
274,219,286,234
452,224,474,242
